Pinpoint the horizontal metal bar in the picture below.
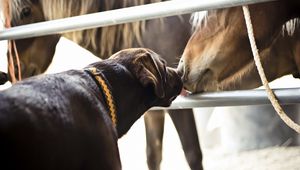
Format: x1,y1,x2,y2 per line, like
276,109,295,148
0,0,276,40
152,88,300,110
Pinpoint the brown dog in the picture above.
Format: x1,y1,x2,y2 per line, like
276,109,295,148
0,48,182,170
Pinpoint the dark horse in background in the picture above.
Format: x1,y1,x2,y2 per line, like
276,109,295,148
3,0,202,169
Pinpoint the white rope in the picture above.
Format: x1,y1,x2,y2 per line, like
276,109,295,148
242,5,300,134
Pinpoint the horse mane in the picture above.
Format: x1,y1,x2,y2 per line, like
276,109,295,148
282,18,300,36
190,11,208,32
41,0,100,55
41,0,162,58
191,9,300,37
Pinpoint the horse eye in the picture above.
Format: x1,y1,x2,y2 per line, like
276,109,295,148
21,7,31,19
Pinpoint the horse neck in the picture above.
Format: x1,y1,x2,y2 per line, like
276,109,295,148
221,30,299,91
256,32,299,86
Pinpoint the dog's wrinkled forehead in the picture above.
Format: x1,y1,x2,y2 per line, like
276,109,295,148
109,48,150,58
109,48,165,63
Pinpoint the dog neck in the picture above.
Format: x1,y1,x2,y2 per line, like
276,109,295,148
85,63,156,138
85,67,118,128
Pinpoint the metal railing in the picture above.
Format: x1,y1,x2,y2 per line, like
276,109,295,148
0,0,275,40
153,88,300,110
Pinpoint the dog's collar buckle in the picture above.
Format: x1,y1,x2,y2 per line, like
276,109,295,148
85,67,117,127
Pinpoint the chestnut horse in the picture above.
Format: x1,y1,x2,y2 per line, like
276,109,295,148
177,1,300,167
3,0,202,169
178,0,300,93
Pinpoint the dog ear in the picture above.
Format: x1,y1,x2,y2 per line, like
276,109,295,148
132,51,166,98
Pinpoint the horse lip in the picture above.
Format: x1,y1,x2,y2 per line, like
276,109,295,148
183,82,198,93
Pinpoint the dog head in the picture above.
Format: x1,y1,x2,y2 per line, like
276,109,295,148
87,48,182,136
110,48,182,106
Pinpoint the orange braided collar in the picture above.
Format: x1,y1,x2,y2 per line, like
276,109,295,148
85,67,117,127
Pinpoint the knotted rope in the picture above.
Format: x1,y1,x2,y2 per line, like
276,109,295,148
242,5,300,133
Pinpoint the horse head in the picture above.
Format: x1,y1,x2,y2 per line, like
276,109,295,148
178,1,300,93
6,0,60,81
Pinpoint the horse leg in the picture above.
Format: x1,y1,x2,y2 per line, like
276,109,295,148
144,110,165,170
168,109,203,170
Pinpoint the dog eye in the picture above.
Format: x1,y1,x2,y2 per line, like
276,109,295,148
21,7,31,19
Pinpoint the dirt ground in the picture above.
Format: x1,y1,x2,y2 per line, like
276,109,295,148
203,146,300,170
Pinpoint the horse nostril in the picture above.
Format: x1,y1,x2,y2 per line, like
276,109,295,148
203,69,210,75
